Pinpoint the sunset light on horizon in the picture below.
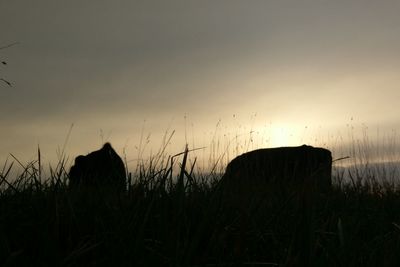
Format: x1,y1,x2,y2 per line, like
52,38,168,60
2,0,400,171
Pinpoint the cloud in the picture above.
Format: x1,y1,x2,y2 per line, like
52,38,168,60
2,0,400,165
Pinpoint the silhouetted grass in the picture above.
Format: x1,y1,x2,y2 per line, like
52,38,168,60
1,144,400,266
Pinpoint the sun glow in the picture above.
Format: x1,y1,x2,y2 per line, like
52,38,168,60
247,123,305,149
268,126,299,147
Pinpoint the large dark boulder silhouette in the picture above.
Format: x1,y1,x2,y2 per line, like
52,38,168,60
216,145,332,265
220,145,332,196
69,143,126,192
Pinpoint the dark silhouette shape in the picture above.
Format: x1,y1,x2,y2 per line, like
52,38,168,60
220,145,332,194
1,42,18,87
216,145,332,264
69,143,126,192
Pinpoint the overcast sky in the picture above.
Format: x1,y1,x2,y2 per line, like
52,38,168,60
2,0,400,169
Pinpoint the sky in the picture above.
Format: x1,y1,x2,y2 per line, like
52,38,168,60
1,0,400,172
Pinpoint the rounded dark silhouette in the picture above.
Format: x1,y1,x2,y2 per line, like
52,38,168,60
69,143,126,192
220,145,332,194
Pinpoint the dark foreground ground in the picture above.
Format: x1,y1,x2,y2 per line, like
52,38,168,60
1,169,400,267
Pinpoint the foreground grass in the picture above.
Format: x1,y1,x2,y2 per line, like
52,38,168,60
1,156,400,266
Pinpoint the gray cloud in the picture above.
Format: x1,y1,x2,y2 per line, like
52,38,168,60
2,0,400,165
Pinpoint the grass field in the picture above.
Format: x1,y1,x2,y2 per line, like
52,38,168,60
1,141,400,267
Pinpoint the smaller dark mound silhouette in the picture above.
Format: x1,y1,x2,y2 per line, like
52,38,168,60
69,143,126,192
